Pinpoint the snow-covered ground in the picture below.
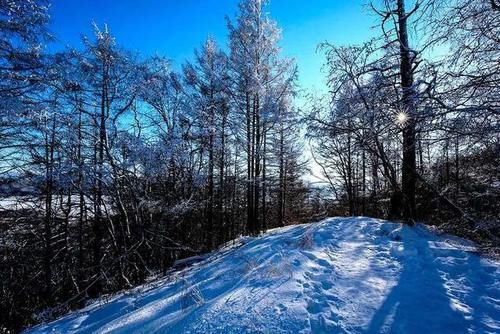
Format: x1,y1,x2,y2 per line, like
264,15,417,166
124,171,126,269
26,217,500,334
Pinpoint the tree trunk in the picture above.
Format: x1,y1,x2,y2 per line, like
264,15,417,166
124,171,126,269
92,62,108,295
218,105,227,245
77,96,85,287
207,101,214,249
278,112,285,227
261,128,267,231
253,94,261,234
246,92,254,235
43,113,56,300
397,0,417,220
347,131,354,216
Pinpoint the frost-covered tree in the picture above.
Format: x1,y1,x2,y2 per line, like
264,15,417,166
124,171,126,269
308,0,499,246
77,23,139,292
228,0,296,234
0,0,50,172
184,37,230,248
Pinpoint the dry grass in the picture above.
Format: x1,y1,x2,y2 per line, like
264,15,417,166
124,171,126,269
298,228,314,249
178,279,205,312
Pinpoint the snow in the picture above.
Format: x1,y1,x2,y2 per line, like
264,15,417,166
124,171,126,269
26,217,500,334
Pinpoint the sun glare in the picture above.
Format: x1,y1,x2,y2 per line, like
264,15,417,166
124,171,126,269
395,111,409,126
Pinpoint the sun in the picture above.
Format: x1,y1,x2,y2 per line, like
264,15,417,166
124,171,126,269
395,111,409,127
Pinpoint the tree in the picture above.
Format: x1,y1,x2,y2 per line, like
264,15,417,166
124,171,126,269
78,23,138,293
228,0,296,234
183,37,230,248
0,0,50,171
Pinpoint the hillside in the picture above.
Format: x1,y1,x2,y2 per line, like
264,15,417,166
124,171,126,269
27,217,500,334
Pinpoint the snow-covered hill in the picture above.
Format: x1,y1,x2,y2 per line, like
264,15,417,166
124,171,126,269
27,217,500,334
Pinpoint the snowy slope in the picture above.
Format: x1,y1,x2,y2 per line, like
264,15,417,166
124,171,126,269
27,217,500,334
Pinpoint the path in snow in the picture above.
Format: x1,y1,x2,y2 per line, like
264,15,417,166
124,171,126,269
27,217,500,334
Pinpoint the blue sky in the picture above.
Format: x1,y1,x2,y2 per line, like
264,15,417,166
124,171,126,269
49,0,378,95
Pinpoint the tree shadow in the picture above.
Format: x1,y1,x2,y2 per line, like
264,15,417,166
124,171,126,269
366,229,471,334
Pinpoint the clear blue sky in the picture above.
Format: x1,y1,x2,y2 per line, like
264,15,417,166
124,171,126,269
49,0,378,94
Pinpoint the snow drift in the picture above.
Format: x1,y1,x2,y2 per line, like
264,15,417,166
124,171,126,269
27,217,500,334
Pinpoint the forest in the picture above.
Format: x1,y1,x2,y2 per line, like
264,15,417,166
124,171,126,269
0,0,498,333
